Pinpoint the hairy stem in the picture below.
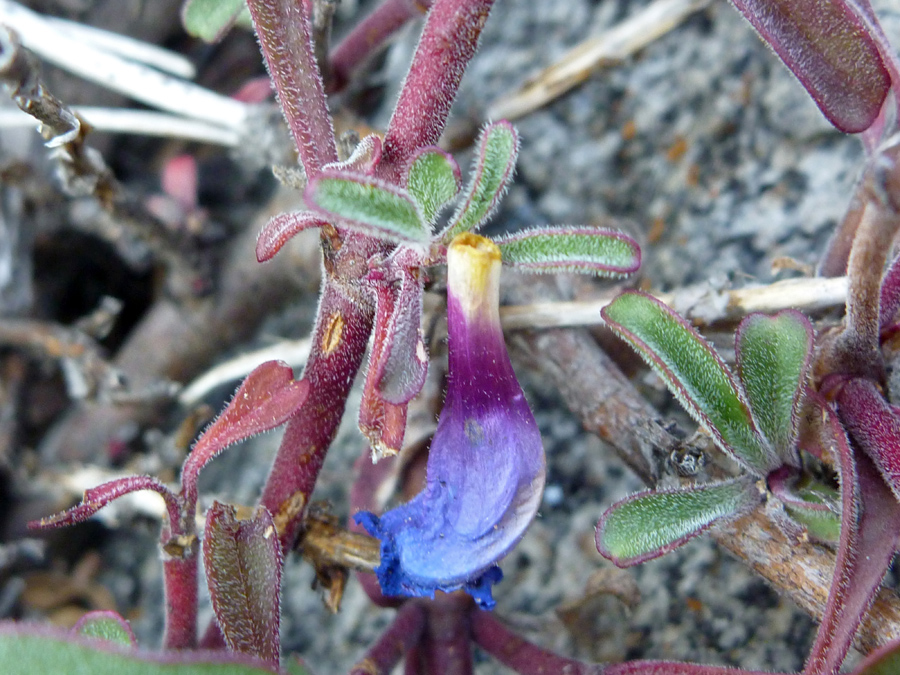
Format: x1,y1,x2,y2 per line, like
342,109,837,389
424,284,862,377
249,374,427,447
349,601,427,675
259,278,374,550
379,0,495,180
161,544,199,649
419,597,474,675
246,0,337,174
471,611,604,675
329,0,433,92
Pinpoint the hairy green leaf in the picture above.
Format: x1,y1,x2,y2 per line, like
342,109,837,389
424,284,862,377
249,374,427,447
306,171,430,243
602,292,777,474
853,638,900,675
442,121,518,240
181,0,248,43
783,497,842,543
406,147,460,225
493,226,640,276
596,478,762,566
73,611,136,647
736,311,812,460
0,626,277,674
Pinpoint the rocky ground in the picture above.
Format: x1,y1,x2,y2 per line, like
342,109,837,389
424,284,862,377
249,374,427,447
3,0,898,672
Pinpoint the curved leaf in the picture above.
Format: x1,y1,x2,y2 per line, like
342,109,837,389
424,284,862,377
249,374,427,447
596,477,763,567
442,121,518,241
405,146,461,225
0,624,278,674
73,611,136,647
204,503,282,667
493,226,640,276
728,0,889,133
735,310,812,461
181,361,309,507
305,171,429,243
256,212,325,262
602,292,777,474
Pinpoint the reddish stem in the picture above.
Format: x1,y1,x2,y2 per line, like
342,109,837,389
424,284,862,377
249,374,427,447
162,547,199,649
329,0,434,92
420,597,474,675
349,601,427,675
246,0,337,174
259,279,374,550
379,0,496,181
470,610,604,675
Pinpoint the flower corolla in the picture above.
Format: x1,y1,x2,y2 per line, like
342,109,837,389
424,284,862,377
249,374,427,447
355,233,545,608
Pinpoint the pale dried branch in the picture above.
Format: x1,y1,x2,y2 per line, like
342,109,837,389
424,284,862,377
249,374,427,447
487,0,710,120
500,275,847,330
0,0,246,131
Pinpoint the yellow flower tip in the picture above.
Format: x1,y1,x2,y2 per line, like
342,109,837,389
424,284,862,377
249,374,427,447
447,234,501,320
449,232,501,261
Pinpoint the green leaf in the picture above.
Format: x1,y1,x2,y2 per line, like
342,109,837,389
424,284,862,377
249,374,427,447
596,477,763,566
853,638,900,675
442,121,518,241
493,226,640,276
783,497,841,543
0,626,277,674
602,292,777,474
203,503,282,667
768,467,841,542
73,611,135,647
406,147,460,225
181,0,247,43
736,311,812,460
305,171,430,244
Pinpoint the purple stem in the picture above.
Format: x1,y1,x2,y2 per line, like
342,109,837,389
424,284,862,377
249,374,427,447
420,598,474,675
805,397,900,674
259,281,374,551
162,549,199,649
199,622,226,650
328,0,434,93
378,0,496,181
349,601,427,675
470,610,604,674
246,0,337,175
404,645,424,674
834,197,898,380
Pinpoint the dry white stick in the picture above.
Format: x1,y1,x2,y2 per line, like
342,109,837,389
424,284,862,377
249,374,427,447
487,0,710,121
177,277,847,407
0,106,241,146
178,338,312,407
499,276,848,330
43,14,196,79
0,0,247,131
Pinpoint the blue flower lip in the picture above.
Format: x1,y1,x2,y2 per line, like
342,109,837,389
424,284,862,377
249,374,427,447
356,234,546,609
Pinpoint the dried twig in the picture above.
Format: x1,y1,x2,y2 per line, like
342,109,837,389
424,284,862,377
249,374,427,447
0,24,216,296
0,107,240,146
0,0,246,131
500,275,848,330
0,313,177,403
487,0,710,120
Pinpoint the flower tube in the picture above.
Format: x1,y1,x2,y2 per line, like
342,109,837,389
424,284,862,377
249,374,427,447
355,233,546,608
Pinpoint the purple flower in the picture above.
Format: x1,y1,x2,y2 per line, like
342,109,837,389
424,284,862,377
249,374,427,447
355,233,545,609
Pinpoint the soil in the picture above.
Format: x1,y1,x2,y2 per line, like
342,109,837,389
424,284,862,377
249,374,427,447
1,0,895,673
